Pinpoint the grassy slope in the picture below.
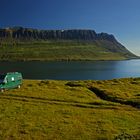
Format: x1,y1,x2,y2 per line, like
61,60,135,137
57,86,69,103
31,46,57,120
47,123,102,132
0,78,140,139
0,41,131,61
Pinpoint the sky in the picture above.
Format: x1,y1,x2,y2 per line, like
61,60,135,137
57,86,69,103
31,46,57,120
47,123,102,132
0,0,140,55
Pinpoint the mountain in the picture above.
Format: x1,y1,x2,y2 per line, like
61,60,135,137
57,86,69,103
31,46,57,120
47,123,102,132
0,27,114,40
0,27,138,61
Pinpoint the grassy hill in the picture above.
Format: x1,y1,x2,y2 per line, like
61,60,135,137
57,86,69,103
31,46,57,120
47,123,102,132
0,78,140,139
0,41,137,61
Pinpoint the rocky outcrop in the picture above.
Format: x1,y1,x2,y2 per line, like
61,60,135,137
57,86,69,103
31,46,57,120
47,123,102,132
0,27,118,41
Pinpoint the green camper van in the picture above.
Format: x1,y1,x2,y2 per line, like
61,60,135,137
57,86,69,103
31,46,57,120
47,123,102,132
0,72,22,92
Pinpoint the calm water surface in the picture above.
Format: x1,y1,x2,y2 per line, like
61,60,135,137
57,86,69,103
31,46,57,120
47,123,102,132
0,60,140,80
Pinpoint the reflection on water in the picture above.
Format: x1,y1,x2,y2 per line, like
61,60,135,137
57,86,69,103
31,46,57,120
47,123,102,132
0,60,140,80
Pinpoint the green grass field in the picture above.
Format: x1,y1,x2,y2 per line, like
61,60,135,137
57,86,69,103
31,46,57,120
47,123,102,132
0,41,132,61
0,78,140,139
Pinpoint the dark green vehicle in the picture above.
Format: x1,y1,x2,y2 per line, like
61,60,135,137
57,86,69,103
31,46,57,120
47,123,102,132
0,72,22,92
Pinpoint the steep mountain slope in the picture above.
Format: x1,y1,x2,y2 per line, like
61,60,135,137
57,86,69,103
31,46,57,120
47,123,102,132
0,27,137,61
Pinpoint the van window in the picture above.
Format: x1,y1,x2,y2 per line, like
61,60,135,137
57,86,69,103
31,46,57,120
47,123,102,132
0,74,5,84
11,77,15,81
0,74,5,80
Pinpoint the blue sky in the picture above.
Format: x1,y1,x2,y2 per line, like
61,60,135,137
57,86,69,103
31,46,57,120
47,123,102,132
0,0,140,55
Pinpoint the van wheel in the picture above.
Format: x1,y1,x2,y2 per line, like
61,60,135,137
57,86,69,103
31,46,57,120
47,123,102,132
18,85,21,89
0,89,4,92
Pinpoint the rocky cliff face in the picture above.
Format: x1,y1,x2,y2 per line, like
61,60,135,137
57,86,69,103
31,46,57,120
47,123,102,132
0,27,117,41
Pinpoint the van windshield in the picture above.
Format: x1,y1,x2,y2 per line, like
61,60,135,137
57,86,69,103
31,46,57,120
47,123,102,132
0,74,5,83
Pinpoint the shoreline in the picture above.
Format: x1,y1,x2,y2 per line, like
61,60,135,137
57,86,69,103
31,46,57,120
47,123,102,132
0,57,139,62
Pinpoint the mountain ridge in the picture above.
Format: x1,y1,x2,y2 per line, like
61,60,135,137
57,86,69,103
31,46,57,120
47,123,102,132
0,27,138,61
0,27,118,42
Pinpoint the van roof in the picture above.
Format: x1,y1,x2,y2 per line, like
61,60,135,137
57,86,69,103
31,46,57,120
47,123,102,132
0,72,21,75
7,72,20,74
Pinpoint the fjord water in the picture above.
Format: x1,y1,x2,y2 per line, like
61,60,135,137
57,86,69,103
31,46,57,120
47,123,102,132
0,60,140,80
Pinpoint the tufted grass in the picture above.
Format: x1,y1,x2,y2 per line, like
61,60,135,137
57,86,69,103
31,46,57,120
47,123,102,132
0,78,139,139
